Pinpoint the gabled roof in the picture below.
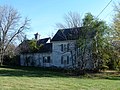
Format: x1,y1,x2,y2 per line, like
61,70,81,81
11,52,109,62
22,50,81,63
38,43,52,53
37,37,50,45
51,27,96,41
18,37,52,54
51,27,81,41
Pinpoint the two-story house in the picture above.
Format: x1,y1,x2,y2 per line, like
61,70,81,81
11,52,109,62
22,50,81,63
20,27,95,69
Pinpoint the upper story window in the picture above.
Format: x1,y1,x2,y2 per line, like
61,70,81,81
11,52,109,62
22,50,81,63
61,43,69,52
64,44,67,52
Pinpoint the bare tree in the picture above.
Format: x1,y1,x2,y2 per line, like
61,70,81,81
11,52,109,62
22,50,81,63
56,11,82,29
0,5,30,65
113,2,120,40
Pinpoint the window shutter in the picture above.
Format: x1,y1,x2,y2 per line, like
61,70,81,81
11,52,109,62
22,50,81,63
47,56,50,63
61,44,63,51
67,56,69,64
43,57,45,63
67,43,69,52
61,56,63,64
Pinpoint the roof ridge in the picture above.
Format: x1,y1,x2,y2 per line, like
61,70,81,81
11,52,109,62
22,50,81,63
58,27,83,31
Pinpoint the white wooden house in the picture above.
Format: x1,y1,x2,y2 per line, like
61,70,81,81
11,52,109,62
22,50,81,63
20,27,95,69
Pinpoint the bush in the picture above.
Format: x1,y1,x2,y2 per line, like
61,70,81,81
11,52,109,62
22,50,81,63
3,55,20,66
100,65,109,71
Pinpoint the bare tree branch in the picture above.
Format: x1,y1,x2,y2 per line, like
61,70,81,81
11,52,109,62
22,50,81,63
0,5,30,65
56,11,82,29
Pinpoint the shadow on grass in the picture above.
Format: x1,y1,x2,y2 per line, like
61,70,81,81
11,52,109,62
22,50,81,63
103,76,120,80
0,66,68,78
0,66,120,80
84,71,120,81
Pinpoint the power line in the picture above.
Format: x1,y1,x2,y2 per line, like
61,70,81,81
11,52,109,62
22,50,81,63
102,10,113,22
88,0,113,26
96,0,113,18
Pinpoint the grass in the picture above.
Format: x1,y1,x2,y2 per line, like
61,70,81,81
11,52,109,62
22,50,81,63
0,66,120,90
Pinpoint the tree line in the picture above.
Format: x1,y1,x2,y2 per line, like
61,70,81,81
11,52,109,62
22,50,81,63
0,2,120,71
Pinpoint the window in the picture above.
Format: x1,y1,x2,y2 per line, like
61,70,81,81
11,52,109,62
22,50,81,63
61,44,68,52
64,44,67,52
61,56,63,64
47,56,50,63
43,56,51,63
67,56,69,64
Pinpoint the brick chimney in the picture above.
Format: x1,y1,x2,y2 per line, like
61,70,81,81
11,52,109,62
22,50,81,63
34,33,40,40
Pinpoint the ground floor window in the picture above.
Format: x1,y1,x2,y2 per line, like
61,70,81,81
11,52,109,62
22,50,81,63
43,56,51,63
61,56,69,64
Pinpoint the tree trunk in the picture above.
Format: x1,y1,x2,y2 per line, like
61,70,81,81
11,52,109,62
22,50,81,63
0,47,4,66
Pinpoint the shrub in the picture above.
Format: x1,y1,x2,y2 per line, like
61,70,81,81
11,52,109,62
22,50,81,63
100,65,109,71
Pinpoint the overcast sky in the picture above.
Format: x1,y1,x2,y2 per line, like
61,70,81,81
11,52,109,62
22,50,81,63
0,0,118,39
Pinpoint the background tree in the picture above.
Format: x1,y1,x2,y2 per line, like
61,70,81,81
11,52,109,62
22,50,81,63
0,5,30,65
56,11,82,29
77,13,111,70
113,2,120,40
76,13,94,70
110,2,120,70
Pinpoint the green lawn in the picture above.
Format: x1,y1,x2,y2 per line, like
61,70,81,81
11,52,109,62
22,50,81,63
0,66,120,90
